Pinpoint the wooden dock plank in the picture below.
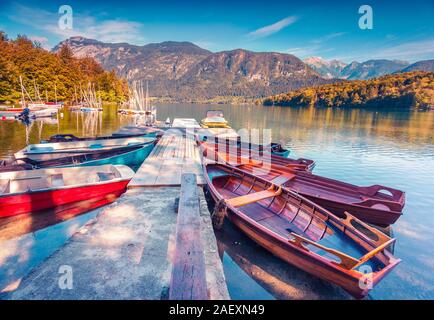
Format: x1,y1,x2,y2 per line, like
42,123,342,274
128,119,207,187
169,173,208,300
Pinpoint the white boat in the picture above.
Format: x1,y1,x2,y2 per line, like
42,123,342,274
14,136,155,162
0,164,134,218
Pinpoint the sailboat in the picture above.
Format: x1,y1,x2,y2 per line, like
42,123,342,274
79,83,103,112
17,76,58,118
28,81,63,109
118,80,156,126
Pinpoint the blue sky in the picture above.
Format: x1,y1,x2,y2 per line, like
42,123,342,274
0,0,433,63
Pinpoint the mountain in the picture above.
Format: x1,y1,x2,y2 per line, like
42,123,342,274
303,57,347,79
340,59,409,80
399,59,434,72
176,49,329,99
304,57,410,80
54,37,330,101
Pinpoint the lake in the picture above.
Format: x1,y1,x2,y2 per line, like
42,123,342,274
0,104,433,299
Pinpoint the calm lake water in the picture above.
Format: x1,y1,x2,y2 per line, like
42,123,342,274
0,104,433,299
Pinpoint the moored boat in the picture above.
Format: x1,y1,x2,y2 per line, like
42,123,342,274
232,163,405,226
107,125,163,138
204,162,400,298
200,110,230,128
14,136,155,162
198,140,314,171
21,143,155,169
198,136,291,158
0,164,134,218
43,129,161,143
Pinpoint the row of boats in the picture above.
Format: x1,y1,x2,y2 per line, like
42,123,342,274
197,138,405,298
0,125,162,218
191,110,405,298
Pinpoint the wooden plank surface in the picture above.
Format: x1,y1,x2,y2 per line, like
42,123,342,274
169,173,208,300
129,119,205,187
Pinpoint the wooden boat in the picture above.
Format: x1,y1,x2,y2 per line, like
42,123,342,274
199,136,291,158
232,163,405,226
43,130,161,143
14,136,155,162
198,140,315,171
204,162,400,298
20,143,155,169
0,164,134,218
109,126,163,138
200,110,230,128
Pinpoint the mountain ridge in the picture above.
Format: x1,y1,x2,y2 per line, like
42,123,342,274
54,37,331,101
304,57,412,80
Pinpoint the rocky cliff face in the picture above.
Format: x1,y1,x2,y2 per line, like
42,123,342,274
54,37,329,100
303,57,347,79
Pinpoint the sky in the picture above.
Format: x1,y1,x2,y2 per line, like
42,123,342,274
0,0,433,63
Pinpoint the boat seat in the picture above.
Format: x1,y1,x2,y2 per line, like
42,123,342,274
97,172,115,181
10,177,50,193
226,186,281,207
50,174,64,187
271,173,296,186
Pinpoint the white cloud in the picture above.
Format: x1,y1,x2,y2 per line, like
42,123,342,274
248,16,298,38
370,38,434,60
287,46,334,58
8,3,145,46
311,32,347,44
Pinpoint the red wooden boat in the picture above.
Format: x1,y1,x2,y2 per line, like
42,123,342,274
204,162,400,298
233,162,405,227
0,165,134,218
198,140,315,171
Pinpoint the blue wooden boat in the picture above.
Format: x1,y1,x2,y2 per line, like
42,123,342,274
19,143,155,169
64,143,154,168
271,142,290,158
14,136,154,162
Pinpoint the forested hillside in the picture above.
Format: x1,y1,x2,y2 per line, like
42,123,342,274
0,32,128,104
263,71,434,109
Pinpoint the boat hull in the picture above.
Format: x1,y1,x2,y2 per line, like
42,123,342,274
59,143,153,168
0,180,128,218
272,149,290,158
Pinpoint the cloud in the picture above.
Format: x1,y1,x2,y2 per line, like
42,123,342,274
248,16,298,38
311,32,347,44
8,3,145,46
287,46,334,58
370,38,434,60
